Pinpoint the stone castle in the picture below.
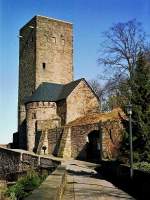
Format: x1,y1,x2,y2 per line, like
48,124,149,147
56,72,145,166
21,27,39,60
13,16,125,161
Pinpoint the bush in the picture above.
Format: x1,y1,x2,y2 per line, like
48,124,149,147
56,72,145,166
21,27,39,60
133,162,150,172
6,182,27,200
5,170,47,200
19,170,41,191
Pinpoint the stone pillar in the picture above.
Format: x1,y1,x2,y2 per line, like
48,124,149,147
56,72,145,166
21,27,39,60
58,127,72,158
63,128,72,158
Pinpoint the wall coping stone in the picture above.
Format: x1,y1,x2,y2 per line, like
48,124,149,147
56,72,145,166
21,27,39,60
25,165,67,200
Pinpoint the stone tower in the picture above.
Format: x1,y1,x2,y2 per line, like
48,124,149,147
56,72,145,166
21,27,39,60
18,15,73,128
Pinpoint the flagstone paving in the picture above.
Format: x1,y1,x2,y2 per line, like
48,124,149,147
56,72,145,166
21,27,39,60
63,160,134,200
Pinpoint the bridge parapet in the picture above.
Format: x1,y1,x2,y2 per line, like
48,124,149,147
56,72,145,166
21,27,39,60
0,147,60,181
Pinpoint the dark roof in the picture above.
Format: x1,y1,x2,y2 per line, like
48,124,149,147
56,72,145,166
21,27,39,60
24,79,83,104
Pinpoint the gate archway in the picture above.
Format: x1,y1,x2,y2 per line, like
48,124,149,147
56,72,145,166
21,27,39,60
86,130,102,163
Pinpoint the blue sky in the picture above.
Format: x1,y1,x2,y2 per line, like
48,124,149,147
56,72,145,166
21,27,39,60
0,0,150,144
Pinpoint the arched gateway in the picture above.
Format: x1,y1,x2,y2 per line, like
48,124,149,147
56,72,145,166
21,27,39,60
86,130,102,163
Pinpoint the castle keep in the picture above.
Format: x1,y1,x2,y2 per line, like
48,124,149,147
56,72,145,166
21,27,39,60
13,16,125,161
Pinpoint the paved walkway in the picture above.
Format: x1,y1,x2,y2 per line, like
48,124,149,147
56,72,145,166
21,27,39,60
63,160,134,200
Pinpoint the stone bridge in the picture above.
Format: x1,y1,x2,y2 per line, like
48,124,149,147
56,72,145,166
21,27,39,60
0,148,136,200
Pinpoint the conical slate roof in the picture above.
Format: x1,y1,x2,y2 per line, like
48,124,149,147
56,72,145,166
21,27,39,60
24,79,83,104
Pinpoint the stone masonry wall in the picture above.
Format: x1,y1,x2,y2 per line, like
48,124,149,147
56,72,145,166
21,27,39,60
0,148,20,180
36,127,63,156
47,128,63,156
66,80,100,123
36,16,73,87
18,17,36,126
18,16,73,148
102,120,124,159
0,148,59,181
18,17,37,149
57,100,67,126
66,120,124,160
57,127,72,158
71,124,99,159
26,102,59,152
18,16,73,124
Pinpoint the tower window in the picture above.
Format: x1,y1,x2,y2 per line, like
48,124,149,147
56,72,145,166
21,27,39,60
62,39,65,46
61,35,65,45
32,112,36,119
51,36,56,43
42,63,46,69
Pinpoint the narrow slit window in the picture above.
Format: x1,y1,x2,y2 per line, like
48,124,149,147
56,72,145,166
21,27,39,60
61,35,65,45
42,63,46,69
51,36,56,43
31,36,34,42
62,39,65,46
32,112,36,119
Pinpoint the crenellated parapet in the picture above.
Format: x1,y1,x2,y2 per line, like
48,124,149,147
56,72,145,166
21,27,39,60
26,102,57,109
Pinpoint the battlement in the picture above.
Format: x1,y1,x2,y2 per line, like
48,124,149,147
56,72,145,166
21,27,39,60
26,102,56,109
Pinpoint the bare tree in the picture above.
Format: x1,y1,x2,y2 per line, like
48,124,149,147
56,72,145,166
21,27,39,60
98,19,148,82
89,79,104,100
89,79,118,111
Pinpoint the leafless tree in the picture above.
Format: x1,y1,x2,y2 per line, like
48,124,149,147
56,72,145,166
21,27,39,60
89,79,104,100
89,79,116,111
89,75,129,111
98,19,149,82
